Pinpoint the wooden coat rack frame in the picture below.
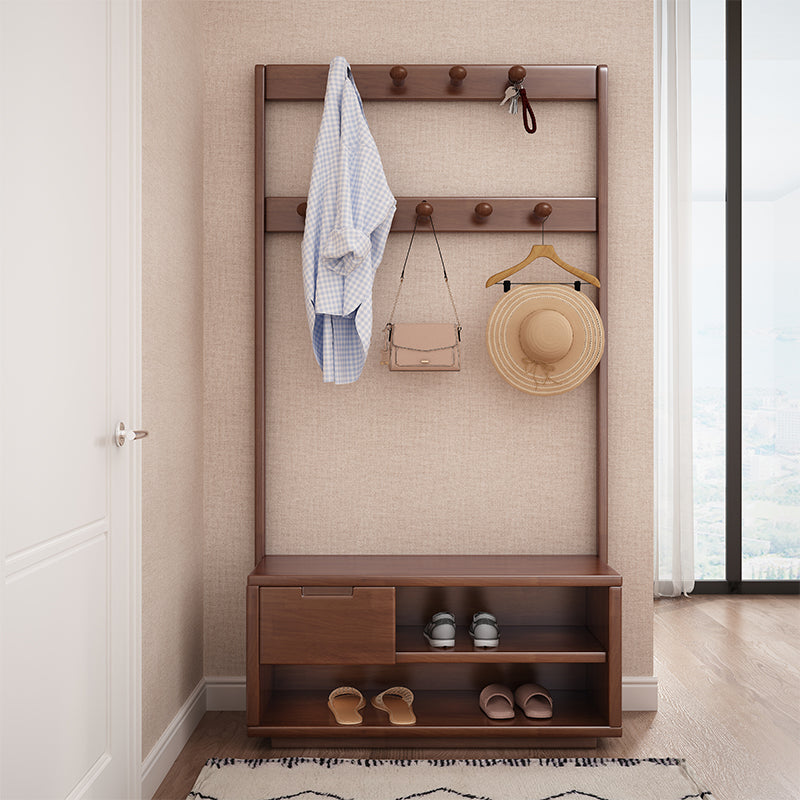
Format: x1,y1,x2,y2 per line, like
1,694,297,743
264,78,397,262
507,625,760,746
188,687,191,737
249,63,620,746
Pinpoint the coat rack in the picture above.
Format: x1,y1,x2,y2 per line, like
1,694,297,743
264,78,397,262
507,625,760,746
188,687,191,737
254,63,609,564
250,62,621,747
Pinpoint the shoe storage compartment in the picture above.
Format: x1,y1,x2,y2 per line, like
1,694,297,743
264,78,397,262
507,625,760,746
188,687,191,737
254,663,609,742
395,586,607,663
247,555,622,744
259,586,395,664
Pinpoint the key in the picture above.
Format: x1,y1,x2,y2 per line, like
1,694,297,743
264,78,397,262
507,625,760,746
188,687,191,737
499,85,517,106
509,95,518,114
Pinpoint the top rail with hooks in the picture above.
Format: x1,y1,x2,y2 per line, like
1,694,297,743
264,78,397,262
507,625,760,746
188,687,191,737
262,64,600,101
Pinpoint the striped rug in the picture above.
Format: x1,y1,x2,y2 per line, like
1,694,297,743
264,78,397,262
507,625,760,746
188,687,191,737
186,757,714,800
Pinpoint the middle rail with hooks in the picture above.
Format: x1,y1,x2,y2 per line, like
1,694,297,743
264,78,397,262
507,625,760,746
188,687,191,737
265,196,597,233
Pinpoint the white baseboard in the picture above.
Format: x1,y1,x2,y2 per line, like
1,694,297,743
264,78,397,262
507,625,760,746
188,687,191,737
622,675,658,711
206,675,247,711
140,678,206,800
140,673,659,797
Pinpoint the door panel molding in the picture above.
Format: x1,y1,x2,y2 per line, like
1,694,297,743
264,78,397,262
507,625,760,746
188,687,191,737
4,533,110,798
4,519,109,578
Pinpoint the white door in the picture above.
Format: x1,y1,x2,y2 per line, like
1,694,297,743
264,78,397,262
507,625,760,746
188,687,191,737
0,2,140,799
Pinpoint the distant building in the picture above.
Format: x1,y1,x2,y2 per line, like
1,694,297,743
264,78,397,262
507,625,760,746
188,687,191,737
776,408,800,453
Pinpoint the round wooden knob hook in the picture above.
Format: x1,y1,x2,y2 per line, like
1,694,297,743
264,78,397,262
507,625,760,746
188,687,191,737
531,202,552,223
390,65,408,87
474,202,493,218
508,64,527,84
449,65,467,87
415,201,434,218
296,201,307,217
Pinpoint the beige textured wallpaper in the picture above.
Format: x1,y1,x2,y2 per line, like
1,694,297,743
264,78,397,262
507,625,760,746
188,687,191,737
142,0,205,758
203,0,654,678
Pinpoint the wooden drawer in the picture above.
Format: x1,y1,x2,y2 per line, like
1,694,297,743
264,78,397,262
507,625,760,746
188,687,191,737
259,586,395,664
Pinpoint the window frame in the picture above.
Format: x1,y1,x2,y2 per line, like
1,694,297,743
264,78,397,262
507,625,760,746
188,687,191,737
692,0,799,595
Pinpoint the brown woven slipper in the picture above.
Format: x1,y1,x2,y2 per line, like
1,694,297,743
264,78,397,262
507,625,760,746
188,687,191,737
371,686,416,725
327,686,365,725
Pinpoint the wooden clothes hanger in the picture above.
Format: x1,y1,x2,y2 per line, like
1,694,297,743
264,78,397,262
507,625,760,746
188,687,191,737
484,203,601,289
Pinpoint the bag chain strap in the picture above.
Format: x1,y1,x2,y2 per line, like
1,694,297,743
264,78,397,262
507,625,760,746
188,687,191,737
387,214,461,334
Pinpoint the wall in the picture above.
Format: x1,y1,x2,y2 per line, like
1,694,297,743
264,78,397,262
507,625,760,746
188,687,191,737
202,0,654,679
142,0,205,757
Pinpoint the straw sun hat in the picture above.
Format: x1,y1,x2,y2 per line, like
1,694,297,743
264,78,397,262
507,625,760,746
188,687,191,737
486,285,604,395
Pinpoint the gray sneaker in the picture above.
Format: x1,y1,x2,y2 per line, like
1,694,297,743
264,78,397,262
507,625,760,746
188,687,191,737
469,611,500,647
423,611,456,647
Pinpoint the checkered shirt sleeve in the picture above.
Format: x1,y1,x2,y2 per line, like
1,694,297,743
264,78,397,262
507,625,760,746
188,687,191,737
301,57,396,384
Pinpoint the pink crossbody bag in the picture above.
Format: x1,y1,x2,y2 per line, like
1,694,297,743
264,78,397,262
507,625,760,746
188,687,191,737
381,213,462,371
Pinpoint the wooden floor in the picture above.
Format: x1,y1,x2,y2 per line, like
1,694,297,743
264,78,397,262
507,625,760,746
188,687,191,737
153,595,800,800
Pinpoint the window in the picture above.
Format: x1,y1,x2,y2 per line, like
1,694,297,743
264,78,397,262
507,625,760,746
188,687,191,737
691,0,800,591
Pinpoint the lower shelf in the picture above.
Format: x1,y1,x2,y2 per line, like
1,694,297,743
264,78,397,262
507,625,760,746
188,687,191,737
248,690,621,739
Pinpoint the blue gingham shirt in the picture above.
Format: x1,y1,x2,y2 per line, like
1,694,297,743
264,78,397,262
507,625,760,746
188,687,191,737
301,57,396,384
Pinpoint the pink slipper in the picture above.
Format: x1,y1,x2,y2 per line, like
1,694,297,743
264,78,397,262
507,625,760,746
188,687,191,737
514,683,553,718
479,683,515,719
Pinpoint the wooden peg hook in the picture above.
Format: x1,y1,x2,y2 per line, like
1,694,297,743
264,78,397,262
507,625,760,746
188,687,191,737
415,200,434,219
390,65,407,87
508,64,527,84
531,202,552,223
449,65,467,87
296,201,307,217
474,202,493,219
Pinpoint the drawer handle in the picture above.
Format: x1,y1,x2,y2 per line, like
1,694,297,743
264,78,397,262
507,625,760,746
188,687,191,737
301,586,354,597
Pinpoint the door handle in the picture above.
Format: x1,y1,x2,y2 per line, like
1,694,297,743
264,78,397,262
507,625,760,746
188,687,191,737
115,421,149,447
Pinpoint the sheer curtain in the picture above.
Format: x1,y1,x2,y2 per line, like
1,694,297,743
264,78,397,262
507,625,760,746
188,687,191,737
654,0,695,596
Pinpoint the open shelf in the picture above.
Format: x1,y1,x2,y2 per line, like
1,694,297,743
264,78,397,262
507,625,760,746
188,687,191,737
251,690,618,739
395,626,606,663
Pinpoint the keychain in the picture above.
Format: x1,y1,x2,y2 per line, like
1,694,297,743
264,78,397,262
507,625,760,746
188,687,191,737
499,83,520,115
499,69,537,134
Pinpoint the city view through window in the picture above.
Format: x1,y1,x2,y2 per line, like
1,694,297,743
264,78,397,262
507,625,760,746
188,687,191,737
691,0,800,581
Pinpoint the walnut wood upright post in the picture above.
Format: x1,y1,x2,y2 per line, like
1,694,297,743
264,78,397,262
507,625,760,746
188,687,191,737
255,64,267,564
596,65,609,563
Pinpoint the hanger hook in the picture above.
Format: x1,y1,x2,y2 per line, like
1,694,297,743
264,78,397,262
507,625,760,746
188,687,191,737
531,202,552,244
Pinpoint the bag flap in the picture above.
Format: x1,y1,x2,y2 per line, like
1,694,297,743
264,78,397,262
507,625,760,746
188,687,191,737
391,323,458,351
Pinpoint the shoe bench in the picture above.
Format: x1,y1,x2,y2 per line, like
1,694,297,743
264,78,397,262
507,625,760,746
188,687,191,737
246,554,621,746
